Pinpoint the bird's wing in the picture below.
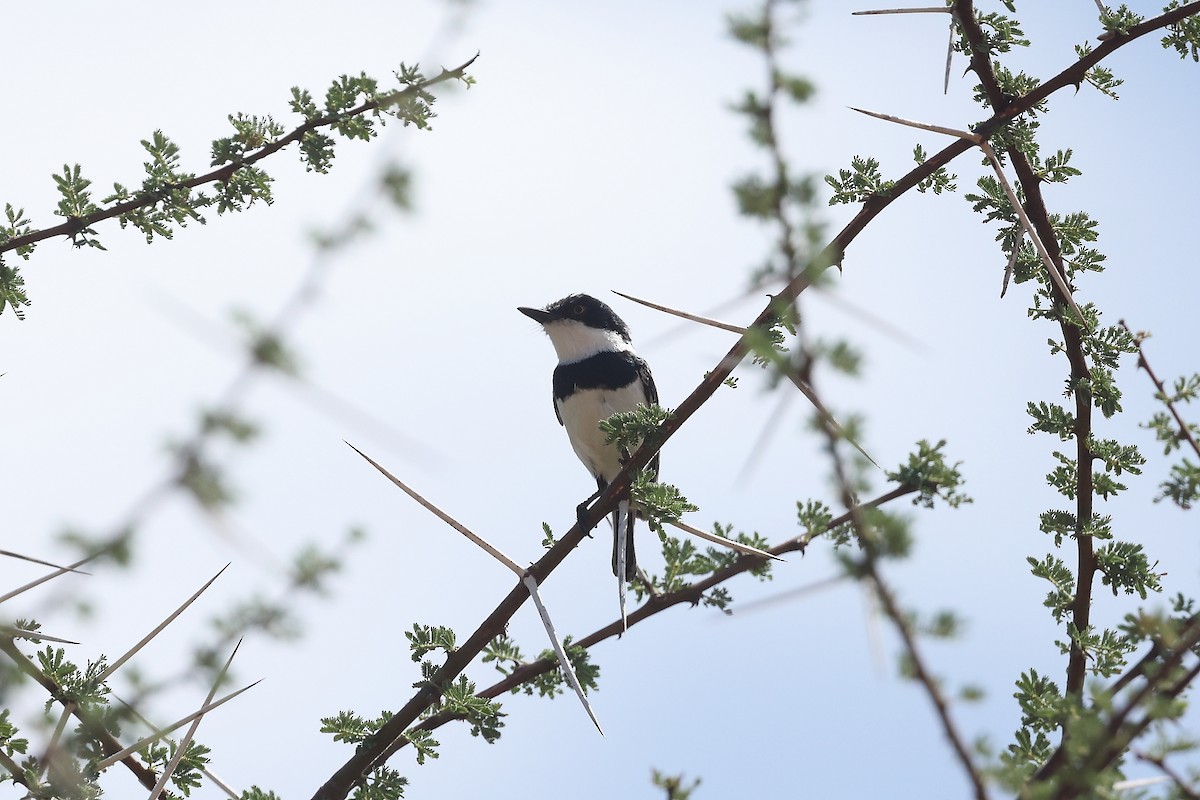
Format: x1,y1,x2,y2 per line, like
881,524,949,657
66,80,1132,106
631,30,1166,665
636,355,660,479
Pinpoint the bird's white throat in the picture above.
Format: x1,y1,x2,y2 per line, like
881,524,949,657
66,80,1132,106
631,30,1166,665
541,319,633,363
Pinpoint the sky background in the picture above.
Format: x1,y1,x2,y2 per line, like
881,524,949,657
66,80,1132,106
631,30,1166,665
3,1,1199,798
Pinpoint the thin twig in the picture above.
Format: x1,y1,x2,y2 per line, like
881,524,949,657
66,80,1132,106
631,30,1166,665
1120,320,1200,460
953,0,1104,703
1133,750,1200,800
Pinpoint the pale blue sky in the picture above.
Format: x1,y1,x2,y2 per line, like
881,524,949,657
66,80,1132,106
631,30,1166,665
3,2,1198,798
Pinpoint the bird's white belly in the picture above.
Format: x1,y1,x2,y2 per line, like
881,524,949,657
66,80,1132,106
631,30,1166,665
556,384,647,485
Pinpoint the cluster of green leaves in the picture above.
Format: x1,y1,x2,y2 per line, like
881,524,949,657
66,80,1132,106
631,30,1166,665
482,635,599,700
651,770,702,800
599,403,671,456
319,621,515,798
828,147,959,206
886,439,973,510
404,624,504,743
1163,0,1200,60
825,156,894,205
0,61,473,320
632,522,774,611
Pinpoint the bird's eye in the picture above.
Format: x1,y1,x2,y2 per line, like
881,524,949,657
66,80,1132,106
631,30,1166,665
573,305,585,315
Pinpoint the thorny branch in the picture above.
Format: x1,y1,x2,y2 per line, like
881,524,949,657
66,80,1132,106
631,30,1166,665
956,0,1093,702
311,6,1200,798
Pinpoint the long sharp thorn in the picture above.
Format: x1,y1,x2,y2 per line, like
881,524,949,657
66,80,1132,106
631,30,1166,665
668,520,785,562
346,441,525,576
95,679,262,771
0,548,108,605
852,6,952,14
612,290,747,334
522,575,603,735
0,550,91,575
785,373,880,469
0,626,79,645
848,106,980,142
147,640,242,800
96,564,229,682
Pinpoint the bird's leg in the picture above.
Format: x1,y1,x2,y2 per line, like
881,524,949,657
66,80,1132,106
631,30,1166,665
576,483,606,536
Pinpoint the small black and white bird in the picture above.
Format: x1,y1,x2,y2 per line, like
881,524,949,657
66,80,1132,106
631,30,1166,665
519,293,659,583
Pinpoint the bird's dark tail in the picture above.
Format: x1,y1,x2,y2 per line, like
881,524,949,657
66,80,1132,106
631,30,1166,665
611,502,637,582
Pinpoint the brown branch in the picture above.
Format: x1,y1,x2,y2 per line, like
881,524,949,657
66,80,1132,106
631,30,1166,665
1120,320,1200,460
955,0,1103,701
0,54,478,255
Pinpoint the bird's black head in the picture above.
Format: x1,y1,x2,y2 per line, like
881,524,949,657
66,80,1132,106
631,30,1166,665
518,293,632,343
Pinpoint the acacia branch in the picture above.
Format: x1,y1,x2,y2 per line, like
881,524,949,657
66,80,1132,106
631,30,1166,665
311,10,1200,797
0,54,478,255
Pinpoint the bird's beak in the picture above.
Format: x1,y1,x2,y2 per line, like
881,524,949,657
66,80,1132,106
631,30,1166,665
518,306,553,324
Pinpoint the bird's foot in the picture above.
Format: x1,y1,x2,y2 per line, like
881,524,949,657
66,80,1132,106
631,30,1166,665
576,501,594,537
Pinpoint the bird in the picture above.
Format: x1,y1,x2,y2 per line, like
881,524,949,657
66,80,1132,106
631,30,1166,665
519,293,659,584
